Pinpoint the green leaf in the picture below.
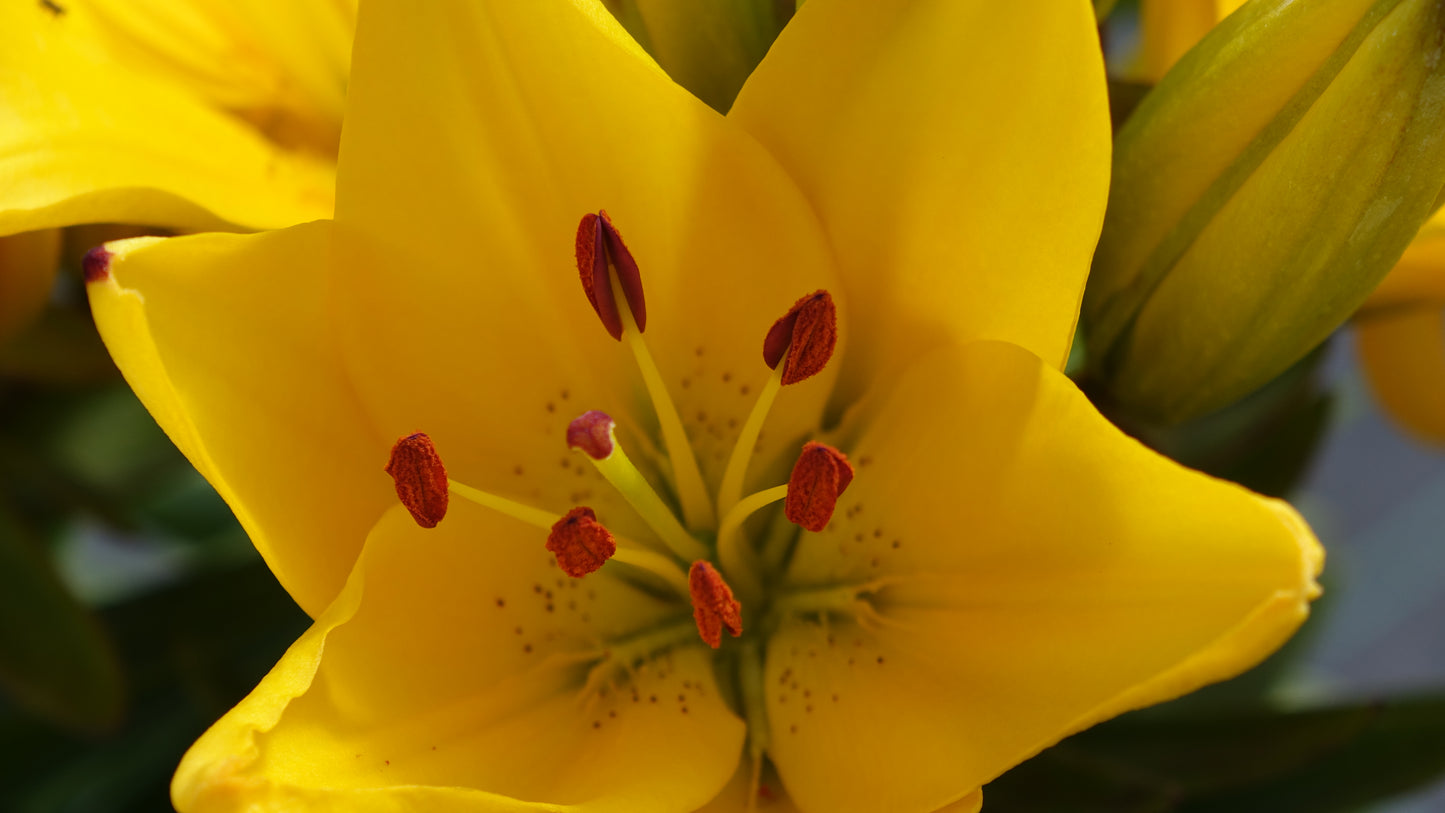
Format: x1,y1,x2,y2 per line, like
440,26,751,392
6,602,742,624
986,695,1445,812
0,504,122,733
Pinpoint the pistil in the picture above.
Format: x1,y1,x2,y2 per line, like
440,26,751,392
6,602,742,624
385,432,689,593
576,212,715,531
567,411,709,562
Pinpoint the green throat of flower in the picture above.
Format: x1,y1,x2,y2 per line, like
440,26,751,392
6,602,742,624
383,210,863,799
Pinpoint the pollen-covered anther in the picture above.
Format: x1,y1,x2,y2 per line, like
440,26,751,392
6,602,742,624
385,432,449,528
566,410,616,460
762,290,837,385
547,507,617,577
688,561,742,649
576,210,646,341
785,441,854,532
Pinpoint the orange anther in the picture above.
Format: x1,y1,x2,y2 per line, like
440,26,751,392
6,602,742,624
784,441,854,532
385,432,449,528
762,290,837,385
689,561,742,648
547,507,617,577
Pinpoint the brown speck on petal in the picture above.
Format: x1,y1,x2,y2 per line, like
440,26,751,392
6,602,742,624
688,561,742,648
566,410,615,460
785,441,854,532
762,290,837,385
385,433,449,528
547,507,617,577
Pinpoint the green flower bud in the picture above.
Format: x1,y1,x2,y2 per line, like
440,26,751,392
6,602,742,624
1085,0,1445,423
604,0,792,113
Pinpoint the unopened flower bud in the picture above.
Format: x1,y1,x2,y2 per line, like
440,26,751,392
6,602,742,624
1086,0,1445,423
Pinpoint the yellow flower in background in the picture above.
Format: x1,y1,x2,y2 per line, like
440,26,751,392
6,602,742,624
87,0,1321,810
1356,209,1445,444
0,0,352,341
1133,0,1245,83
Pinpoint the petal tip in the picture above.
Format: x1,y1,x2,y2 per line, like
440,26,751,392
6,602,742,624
82,247,113,283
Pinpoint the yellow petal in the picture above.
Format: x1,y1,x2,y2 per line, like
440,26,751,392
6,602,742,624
74,0,354,156
1356,308,1445,445
1366,206,1445,311
333,0,840,514
0,229,61,344
86,224,391,617
728,0,1111,405
0,1,335,235
1138,0,1245,82
175,501,743,813
772,341,1321,813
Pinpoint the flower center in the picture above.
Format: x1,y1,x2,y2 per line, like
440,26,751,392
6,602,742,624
384,210,854,805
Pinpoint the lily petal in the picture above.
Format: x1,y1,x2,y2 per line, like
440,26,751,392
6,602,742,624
74,0,354,155
772,341,1321,813
332,0,841,509
1139,0,1246,82
0,1,335,235
729,0,1110,405
1356,308,1445,445
174,502,743,813
86,224,391,617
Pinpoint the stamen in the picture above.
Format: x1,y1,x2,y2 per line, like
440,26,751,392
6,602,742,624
717,289,838,521
547,507,617,577
784,442,854,532
386,433,449,528
385,435,689,591
714,484,788,603
762,290,837,385
574,211,715,531
688,561,742,648
566,411,709,563
575,210,645,341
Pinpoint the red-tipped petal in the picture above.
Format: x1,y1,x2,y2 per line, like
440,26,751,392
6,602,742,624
784,441,853,532
386,433,449,528
688,561,742,648
566,410,616,460
547,507,617,577
762,290,837,385
82,246,112,283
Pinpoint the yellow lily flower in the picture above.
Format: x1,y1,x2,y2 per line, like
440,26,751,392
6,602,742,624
0,0,352,340
86,0,1322,810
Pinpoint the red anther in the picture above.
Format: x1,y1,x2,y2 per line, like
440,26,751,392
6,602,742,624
762,290,837,385
547,507,617,577
82,246,112,283
784,441,854,532
688,561,742,648
566,410,615,460
386,433,449,528
575,210,646,341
